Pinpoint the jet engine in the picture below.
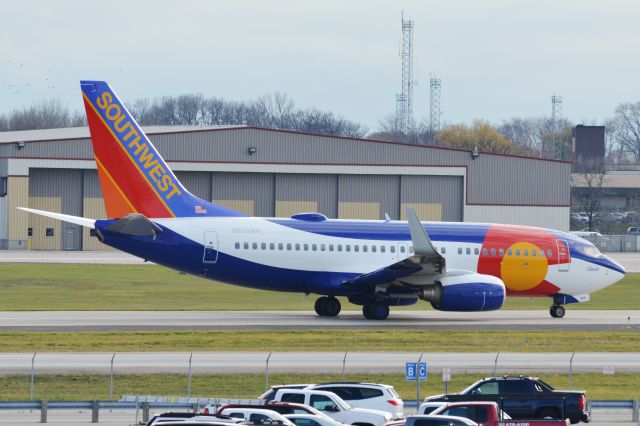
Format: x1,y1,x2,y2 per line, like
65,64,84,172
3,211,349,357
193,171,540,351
419,273,505,312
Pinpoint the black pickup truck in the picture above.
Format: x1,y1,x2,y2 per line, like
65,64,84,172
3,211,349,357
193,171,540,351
424,376,590,424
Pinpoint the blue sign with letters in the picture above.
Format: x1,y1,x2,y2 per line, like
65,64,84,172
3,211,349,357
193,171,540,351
406,362,427,381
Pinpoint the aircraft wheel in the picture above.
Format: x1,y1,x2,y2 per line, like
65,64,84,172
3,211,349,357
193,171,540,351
550,305,566,318
323,297,341,317
363,301,390,320
314,297,328,316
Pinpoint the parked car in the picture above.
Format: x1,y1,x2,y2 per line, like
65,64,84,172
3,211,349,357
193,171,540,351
417,402,448,415
219,408,296,426
424,376,590,424
145,412,245,426
272,389,392,426
626,227,640,235
570,213,588,224
207,403,327,417
307,382,403,419
284,413,349,426
428,401,569,426
404,414,478,426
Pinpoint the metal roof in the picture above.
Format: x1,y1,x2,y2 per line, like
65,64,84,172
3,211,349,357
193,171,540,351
0,125,247,144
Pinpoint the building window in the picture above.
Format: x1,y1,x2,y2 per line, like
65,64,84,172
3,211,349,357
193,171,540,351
27,228,33,237
45,228,55,237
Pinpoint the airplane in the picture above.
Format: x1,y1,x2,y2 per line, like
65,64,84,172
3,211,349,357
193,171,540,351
20,81,625,320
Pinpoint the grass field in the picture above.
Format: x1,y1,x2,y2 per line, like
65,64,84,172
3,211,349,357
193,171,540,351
1,372,637,401
0,263,638,311
2,330,639,352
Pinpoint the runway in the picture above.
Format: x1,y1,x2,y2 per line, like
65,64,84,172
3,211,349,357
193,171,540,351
1,351,639,374
0,310,638,331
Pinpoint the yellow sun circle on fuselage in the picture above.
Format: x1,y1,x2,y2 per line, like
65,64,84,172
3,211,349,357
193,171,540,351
500,242,549,291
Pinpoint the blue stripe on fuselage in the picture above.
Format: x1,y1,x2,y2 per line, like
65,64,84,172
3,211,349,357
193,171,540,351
95,220,361,295
268,219,490,244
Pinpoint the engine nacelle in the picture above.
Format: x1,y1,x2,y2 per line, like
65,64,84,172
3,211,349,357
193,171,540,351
419,273,505,312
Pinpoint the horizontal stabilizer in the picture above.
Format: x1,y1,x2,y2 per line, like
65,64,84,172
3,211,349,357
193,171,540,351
18,207,95,229
106,213,163,237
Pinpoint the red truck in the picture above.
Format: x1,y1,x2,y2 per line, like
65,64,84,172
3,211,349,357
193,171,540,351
407,401,570,426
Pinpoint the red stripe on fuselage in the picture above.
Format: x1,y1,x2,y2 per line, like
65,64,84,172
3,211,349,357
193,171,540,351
83,98,173,218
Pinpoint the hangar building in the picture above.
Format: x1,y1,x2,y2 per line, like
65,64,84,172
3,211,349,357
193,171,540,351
0,126,570,250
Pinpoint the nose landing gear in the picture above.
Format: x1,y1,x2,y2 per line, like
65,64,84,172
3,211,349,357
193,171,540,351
314,296,341,317
549,304,566,318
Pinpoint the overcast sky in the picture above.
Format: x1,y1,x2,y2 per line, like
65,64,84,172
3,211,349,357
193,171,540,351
1,0,639,130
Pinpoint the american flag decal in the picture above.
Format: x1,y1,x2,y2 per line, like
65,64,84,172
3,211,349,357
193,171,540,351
195,205,207,214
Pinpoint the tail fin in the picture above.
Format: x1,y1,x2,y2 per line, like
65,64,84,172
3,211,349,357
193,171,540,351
81,80,243,219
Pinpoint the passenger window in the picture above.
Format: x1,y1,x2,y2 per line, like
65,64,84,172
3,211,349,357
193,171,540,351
338,244,343,252
329,244,334,251
304,244,309,251
400,246,406,253
516,249,520,256
295,243,300,251
547,249,553,258
474,248,479,255
270,243,275,250
360,388,383,399
286,243,292,250
508,249,512,256
354,245,360,252
310,395,339,412
346,245,351,252
524,249,529,256
278,243,284,250
466,247,471,255
321,244,326,251
499,248,504,256
261,243,266,250
532,249,537,256
390,246,395,253
441,247,446,254
228,412,245,419
280,393,305,404
490,248,496,256
380,246,385,253
244,242,249,249
252,242,258,250
249,414,271,423
482,248,488,256
473,381,499,395
362,245,368,253
312,244,317,251
235,242,240,249
372,245,377,253
458,247,462,254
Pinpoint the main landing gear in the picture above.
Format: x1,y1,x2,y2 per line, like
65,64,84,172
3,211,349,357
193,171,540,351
549,304,566,318
314,296,341,317
362,301,390,320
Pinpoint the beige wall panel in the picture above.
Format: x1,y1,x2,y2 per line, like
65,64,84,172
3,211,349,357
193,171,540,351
338,202,380,220
28,197,61,250
8,176,29,242
275,201,318,218
82,197,113,251
400,203,443,221
213,200,255,216
464,205,569,231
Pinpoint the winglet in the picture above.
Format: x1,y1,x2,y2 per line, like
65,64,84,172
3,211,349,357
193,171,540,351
406,207,439,257
18,207,96,229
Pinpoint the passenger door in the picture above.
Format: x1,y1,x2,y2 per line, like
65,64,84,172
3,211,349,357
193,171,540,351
203,231,219,264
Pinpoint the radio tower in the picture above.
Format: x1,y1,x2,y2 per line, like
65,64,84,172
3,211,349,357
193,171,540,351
429,76,442,134
395,12,414,134
551,94,562,158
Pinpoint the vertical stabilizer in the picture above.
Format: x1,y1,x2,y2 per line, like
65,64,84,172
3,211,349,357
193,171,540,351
81,80,243,218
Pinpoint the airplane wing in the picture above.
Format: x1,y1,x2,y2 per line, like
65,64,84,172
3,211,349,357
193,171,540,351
341,208,447,289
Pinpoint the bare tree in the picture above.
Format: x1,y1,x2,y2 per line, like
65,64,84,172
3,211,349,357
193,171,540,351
175,94,204,125
571,157,608,231
613,102,640,162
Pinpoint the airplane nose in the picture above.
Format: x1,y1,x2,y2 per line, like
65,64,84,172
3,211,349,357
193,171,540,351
603,255,625,276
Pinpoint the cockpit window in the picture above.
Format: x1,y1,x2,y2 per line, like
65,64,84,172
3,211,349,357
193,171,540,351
581,245,601,258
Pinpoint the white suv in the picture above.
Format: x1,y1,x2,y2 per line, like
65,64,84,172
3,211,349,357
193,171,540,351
307,383,404,419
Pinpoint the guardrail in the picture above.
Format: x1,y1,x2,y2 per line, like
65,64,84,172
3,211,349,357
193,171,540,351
0,399,638,423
